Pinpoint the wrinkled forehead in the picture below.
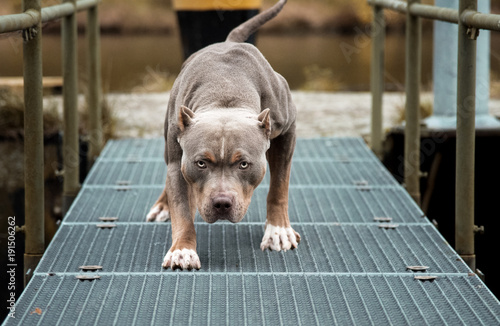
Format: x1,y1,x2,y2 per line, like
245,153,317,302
182,114,268,157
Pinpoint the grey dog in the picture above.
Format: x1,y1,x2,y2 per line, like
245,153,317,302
147,0,300,270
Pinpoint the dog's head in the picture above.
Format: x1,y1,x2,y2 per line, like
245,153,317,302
177,106,271,223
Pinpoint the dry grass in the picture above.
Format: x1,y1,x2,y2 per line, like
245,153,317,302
491,73,500,99
79,97,117,141
300,65,344,92
131,66,177,93
396,97,434,124
0,89,61,138
0,89,23,131
0,88,117,141
396,82,434,123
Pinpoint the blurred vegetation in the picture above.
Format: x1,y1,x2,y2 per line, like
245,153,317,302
0,89,60,138
300,65,343,91
396,91,434,124
131,66,177,93
492,73,500,99
0,88,116,141
395,81,434,123
397,99,434,124
80,97,117,141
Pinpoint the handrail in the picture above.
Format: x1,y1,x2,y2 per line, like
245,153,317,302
367,0,407,14
41,3,75,23
41,0,100,23
0,10,40,33
0,0,101,31
368,0,498,272
410,4,458,23
368,0,500,30
76,0,101,11
0,0,103,286
462,10,500,31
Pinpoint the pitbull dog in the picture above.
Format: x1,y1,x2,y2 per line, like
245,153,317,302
146,0,300,270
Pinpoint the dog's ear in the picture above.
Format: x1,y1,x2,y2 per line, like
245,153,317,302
257,108,271,137
178,105,195,131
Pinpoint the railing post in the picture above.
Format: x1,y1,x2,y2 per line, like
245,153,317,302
87,4,103,165
404,0,422,206
456,0,477,271
370,5,385,157
22,0,44,287
62,0,80,215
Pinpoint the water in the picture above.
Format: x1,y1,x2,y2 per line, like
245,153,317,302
3,32,499,92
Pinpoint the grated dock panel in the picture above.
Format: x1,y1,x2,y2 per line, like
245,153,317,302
64,186,423,223
4,137,499,326
99,137,379,161
35,224,469,274
5,275,499,326
84,160,397,186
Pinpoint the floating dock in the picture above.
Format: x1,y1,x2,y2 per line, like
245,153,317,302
3,137,500,325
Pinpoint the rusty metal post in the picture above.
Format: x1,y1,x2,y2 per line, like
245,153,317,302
404,0,422,206
22,0,44,286
62,0,80,214
87,4,103,165
456,0,477,271
370,5,385,157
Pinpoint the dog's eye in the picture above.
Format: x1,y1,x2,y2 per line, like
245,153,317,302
196,161,207,169
239,161,249,169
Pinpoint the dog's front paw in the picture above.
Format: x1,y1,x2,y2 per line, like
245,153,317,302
260,224,301,252
162,249,201,270
146,204,170,222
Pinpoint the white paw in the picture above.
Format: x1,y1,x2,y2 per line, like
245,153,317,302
146,205,170,222
260,224,300,252
162,249,201,270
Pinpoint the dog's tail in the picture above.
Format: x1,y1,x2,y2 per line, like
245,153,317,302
226,0,286,43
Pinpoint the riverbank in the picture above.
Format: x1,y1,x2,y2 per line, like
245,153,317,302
42,91,500,139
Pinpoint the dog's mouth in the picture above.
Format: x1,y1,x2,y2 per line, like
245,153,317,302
200,201,248,224
196,187,253,224
200,210,246,224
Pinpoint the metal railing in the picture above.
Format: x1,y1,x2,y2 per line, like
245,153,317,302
368,0,500,271
0,0,102,285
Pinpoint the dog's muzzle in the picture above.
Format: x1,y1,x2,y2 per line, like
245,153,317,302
201,192,245,223
212,194,233,216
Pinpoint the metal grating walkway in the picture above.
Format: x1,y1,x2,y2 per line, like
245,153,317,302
4,137,500,325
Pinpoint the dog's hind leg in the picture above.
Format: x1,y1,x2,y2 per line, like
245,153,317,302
260,125,301,251
146,181,170,222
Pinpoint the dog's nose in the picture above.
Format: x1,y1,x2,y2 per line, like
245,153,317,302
212,196,233,213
